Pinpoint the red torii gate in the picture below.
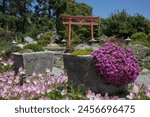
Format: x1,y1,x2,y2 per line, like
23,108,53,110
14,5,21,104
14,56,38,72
60,15,99,49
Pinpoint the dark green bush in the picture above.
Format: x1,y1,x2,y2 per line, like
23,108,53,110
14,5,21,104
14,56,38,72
0,28,14,54
147,33,150,42
71,31,81,44
23,44,44,52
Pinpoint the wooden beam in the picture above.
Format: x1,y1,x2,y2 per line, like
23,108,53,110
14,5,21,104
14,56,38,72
62,22,98,26
61,15,99,20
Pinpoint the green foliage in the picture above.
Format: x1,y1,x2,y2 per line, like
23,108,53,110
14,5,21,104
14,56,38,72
101,10,150,38
131,32,148,41
67,84,85,100
131,32,150,48
23,44,44,52
71,48,93,55
0,58,14,73
45,83,85,100
147,33,150,42
101,10,130,38
71,30,81,44
0,28,14,54
132,40,150,48
37,31,53,46
0,12,21,31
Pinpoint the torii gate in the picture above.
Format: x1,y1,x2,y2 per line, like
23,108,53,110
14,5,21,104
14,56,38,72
61,15,99,49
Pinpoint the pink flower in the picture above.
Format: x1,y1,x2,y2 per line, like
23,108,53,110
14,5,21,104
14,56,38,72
146,91,150,98
61,89,68,96
32,72,37,77
7,59,14,66
132,84,140,94
86,90,95,100
7,79,13,84
145,86,150,98
39,96,49,100
111,96,119,100
18,67,26,75
94,94,103,100
103,93,110,100
126,92,135,99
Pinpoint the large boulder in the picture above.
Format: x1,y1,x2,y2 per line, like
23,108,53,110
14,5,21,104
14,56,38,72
24,36,37,44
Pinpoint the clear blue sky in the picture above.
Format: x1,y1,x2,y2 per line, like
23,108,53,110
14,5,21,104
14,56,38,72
76,0,150,19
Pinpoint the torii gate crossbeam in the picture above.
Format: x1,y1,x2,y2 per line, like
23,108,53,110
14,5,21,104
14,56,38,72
61,15,99,49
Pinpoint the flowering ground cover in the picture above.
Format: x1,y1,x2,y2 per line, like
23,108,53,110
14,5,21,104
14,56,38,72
0,52,150,100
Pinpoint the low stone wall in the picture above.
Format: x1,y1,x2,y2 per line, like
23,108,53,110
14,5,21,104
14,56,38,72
63,54,127,95
12,51,64,76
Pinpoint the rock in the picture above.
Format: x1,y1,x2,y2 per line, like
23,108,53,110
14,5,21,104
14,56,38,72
91,43,100,50
45,44,65,51
12,51,64,76
99,35,108,42
24,36,37,44
37,33,43,39
11,44,24,52
135,73,150,86
129,44,150,60
142,68,150,73
73,44,91,50
24,36,33,42
47,44,60,47
12,51,55,76
51,67,64,77
16,44,24,49
63,54,128,95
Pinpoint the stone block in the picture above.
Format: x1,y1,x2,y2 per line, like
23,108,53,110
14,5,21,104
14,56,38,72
12,51,64,76
63,54,127,95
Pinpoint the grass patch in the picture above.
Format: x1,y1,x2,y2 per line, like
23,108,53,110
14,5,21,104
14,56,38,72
23,44,44,52
71,48,93,55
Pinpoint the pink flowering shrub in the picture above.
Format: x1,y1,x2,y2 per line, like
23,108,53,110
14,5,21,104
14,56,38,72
92,42,141,85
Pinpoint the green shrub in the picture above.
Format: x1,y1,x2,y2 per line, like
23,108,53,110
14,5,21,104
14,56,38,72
131,32,148,41
147,33,150,42
24,44,44,52
71,31,81,44
0,28,14,54
37,31,53,46
71,48,93,55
